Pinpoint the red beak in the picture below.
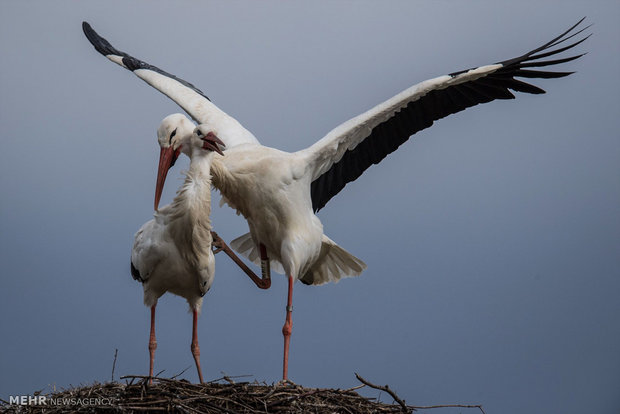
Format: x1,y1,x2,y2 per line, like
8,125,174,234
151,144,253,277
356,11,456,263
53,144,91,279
154,146,181,211
202,134,226,156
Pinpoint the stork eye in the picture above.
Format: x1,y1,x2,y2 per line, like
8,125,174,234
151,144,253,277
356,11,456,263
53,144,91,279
169,128,177,144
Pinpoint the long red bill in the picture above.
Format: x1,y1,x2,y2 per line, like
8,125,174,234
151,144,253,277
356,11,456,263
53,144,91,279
154,146,181,211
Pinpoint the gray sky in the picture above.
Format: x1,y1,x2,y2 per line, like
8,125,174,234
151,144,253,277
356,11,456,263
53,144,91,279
1,1,619,413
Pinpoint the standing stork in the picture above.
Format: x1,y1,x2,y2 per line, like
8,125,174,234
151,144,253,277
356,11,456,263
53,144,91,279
84,19,589,380
131,120,224,384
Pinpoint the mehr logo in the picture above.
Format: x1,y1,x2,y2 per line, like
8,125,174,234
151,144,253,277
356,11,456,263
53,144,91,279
9,396,47,405
9,395,115,406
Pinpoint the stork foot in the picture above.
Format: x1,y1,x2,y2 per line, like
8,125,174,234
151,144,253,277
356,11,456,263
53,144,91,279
276,378,296,387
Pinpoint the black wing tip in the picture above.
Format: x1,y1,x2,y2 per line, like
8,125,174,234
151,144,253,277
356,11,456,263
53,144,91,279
502,18,591,68
449,18,590,78
82,22,144,71
82,21,101,48
82,20,123,58
81,21,211,101
82,21,98,45
130,261,142,282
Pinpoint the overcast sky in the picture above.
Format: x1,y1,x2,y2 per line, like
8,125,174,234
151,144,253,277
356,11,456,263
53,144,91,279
1,1,619,413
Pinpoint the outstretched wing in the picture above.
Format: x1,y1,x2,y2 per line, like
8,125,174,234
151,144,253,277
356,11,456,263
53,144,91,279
303,18,590,212
82,22,259,148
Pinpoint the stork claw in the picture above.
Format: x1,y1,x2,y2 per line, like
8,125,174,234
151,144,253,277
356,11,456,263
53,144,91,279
275,378,296,387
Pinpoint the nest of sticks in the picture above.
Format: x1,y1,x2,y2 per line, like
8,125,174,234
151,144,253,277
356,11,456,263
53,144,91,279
1,374,485,414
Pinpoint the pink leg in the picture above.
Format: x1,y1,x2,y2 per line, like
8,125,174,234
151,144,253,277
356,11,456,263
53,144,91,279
191,309,205,383
148,304,157,385
282,276,294,380
211,233,271,289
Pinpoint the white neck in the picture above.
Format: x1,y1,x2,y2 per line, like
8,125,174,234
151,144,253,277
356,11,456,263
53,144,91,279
166,149,215,269
189,147,215,174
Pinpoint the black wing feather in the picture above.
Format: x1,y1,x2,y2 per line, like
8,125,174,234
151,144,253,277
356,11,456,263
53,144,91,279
130,261,142,282
310,19,589,212
82,22,211,102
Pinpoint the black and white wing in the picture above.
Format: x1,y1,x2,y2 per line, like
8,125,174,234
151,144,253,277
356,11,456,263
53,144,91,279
82,22,259,148
303,18,590,212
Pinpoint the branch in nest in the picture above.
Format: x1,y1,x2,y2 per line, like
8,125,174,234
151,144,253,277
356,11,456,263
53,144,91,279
355,373,409,412
171,366,191,380
354,373,486,414
111,348,118,382
414,404,487,414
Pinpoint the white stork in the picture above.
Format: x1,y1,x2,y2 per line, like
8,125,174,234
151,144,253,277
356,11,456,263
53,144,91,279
84,19,589,380
130,122,225,384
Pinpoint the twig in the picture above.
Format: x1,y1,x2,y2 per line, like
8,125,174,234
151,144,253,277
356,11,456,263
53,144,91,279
122,399,170,406
171,366,191,379
354,373,486,414
111,348,118,382
266,388,321,408
121,375,198,385
176,401,211,414
342,384,366,393
411,404,486,414
355,373,409,413
208,374,254,384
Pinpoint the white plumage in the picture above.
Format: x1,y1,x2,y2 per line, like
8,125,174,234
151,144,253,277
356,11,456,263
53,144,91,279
130,122,224,384
131,121,217,311
84,19,589,380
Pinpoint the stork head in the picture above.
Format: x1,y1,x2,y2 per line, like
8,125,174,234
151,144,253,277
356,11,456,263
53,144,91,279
154,114,195,211
192,124,225,156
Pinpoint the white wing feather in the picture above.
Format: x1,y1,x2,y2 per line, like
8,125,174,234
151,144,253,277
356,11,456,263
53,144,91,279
132,68,259,148
300,65,501,181
83,21,259,149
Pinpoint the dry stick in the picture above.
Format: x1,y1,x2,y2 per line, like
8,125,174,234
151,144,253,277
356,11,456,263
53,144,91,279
207,374,253,385
111,348,118,382
413,404,486,414
355,373,486,414
265,388,322,409
123,399,170,406
342,384,366,393
121,375,187,384
171,366,191,380
178,400,234,414
355,373,409,413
